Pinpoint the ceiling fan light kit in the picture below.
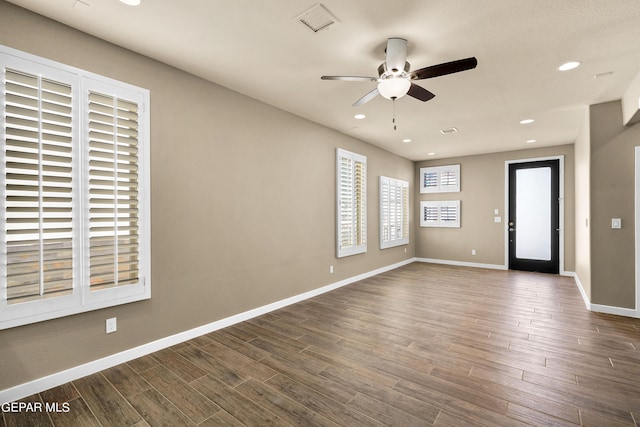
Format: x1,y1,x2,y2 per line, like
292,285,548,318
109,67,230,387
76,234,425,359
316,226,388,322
378,77,411,100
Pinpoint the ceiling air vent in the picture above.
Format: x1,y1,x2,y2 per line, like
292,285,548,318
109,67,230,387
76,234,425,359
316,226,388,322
440,127,459,135
295,4,339,33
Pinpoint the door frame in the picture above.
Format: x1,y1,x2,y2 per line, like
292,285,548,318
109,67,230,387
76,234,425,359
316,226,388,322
504,155,565,274
634,146,640,316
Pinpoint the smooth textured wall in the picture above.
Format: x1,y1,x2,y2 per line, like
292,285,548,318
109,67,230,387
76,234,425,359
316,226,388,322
415,145,575,271
590,101,640,308
574,108,591,300
0,2,414,390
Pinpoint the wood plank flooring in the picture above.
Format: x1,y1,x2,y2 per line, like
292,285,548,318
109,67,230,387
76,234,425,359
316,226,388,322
3,262,640,426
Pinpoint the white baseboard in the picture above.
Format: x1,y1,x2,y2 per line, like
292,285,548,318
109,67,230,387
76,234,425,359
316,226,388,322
0,258,416,404
590,303,640,318
557,272,639,318
565,271,591,310
415,257,507,270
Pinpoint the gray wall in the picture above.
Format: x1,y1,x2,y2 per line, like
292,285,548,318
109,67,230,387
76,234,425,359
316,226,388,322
589,101,640,308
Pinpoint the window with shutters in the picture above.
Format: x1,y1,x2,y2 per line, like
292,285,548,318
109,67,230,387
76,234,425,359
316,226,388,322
379,176,409,249
420,200,460,228
420,164,460,193
1,45,150,330
336,148,366,258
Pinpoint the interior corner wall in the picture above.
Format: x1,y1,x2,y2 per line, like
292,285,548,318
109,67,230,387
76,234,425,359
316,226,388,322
574,107,591,301
0,1,415,391
589,100,640,309
414,145,575,271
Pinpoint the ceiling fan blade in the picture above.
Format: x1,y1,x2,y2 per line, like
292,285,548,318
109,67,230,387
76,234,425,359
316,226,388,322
407,83,435,102
353,87,379,107
410,57,478,80
385,38,408,73
321,75,377,82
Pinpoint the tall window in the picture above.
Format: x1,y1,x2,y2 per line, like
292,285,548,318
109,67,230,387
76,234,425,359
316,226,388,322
336,148,366,258
1,46,150,329
379,176,409,249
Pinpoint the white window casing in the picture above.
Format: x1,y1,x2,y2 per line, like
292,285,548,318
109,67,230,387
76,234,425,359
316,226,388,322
1,45,150,330
420,200,461,228
420,164,460,193
379,176,409,249
336,148,366,258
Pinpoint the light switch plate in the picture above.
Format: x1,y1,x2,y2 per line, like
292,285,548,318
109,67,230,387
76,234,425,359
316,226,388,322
612,218,622,229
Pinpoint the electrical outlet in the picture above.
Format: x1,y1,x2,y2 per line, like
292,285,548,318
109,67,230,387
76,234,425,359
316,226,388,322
329,265,334,274
106,317,117,334
471,249,476,255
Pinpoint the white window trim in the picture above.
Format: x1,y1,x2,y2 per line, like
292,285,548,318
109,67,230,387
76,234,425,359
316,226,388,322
0,45,151,330
379,176,409,249
336,148,367,258
420,200,461,228
420,164,460,193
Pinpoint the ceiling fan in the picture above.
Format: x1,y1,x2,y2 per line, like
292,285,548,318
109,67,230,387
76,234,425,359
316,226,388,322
321,38,477,107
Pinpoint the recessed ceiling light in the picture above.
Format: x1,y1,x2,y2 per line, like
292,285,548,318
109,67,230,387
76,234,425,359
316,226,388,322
526,139,537,144
519,119,535,125
354,114,366,120
402,138,411,143
427,152,436,156
120,0,141,6
558,61,581,71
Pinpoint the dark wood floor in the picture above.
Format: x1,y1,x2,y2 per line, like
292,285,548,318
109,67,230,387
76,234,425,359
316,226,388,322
3,262,640,426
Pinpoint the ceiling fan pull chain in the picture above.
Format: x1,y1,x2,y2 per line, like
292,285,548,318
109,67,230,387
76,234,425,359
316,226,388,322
393,98,397,131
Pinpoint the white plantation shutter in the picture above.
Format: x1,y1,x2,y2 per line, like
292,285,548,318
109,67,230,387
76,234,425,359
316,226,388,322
440,205,459,224
423,205,439,223
87,91,140,292
380,178,389,242
379,176,409,249
1,46,150,330
337,149,366,258
422,170,439,191
420,200,461,228
420,165,460,193
440,169,458,188
402,185,409,240
3,68,77,306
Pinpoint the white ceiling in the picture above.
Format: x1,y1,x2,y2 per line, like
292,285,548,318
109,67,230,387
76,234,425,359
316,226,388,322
9,0,640,161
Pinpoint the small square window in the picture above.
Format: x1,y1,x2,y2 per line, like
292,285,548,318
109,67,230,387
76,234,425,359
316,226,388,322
420,165,460,193
420,201,461,228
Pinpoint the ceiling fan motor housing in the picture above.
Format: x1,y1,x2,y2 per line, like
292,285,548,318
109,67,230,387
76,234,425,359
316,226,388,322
385,37,408,73
377,61,411,79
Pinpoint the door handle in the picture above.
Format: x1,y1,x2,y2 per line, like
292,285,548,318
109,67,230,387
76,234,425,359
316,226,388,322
508,221,515,232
